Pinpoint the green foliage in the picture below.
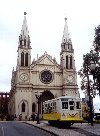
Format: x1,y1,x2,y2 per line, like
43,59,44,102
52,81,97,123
78,24,100,97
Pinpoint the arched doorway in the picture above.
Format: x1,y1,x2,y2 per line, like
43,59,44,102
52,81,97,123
18,99,29,119
39,91,54,114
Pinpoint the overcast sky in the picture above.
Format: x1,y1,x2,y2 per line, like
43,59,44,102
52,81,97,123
0,0,100,104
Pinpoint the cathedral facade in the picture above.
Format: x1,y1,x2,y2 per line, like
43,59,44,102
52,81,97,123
8,13,79,120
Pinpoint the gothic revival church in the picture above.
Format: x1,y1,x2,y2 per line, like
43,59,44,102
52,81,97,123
8,13,79,120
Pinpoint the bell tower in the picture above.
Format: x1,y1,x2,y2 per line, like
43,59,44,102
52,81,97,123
60,18,79,97
60,18,75,69
17,12,31,67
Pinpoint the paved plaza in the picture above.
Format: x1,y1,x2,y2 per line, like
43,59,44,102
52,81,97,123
25,121,100,136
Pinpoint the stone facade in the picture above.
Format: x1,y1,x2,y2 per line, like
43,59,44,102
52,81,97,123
8,14,79,120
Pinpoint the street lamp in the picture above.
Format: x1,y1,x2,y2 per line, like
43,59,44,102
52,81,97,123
86,65,93,126
83,54,94,126
89,61,100,95
35,91,42,124
88,61,97,126
86,60,100,126
79,25,100,125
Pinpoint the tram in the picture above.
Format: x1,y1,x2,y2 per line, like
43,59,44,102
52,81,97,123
43,96,83,127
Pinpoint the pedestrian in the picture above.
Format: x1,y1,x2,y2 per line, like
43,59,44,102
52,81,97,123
35,113,38,121
14,114,17,121
31,113,35,121
19,114,22,121
25,115,27,120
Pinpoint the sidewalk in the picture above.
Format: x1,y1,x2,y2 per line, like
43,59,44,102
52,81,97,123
24,121,100,136
24,121,85,136
24,121,59,136
25,120,48,128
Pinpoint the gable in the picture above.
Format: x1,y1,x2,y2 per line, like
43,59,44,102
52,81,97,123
31,52,62,72
31,58,62,72
39,56,54,65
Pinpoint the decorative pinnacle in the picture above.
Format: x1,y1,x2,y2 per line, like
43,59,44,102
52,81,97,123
24,12,27,15
65,17,67,21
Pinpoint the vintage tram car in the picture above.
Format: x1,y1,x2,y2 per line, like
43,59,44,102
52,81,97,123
43,96,83,127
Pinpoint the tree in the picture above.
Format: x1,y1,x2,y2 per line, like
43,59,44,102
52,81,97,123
78,52,97,97
78,25,100,97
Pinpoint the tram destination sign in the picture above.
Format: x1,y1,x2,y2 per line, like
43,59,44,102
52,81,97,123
61,98,68,101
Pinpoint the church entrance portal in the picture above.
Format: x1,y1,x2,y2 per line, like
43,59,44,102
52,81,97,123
39,91,54,115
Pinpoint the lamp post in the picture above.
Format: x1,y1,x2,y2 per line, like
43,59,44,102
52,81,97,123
86,73,93,125
83,54,94,126
35,92,42,124
79,25,100,125
86,60,100,126
89,61,100,95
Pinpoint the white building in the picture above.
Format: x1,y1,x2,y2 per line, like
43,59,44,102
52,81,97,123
8,13,79,120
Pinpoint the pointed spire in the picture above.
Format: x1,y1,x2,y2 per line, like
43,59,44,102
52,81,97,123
62,18,70,43
18,12,31,48
21,12,29,38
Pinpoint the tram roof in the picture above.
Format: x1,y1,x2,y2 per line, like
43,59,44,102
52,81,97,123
44,96,81,103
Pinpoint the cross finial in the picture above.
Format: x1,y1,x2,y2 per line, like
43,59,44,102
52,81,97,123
24,12,27,15
65,17,67,21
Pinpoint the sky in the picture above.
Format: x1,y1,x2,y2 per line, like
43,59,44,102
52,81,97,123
0,0,100,106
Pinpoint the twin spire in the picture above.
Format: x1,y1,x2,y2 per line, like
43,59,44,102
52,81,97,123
21,12,29,39
62,17,71,44
19,13,71,49
18,12,31,48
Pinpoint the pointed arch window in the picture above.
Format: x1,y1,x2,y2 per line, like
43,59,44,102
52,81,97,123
21,52,24,66
63,44,65,49
25,53,28,66
66,56,68,69
22,102,25,112
32,103,35,112
68,44,69,49
70,44,72,50
70,56,73,69
24,39,26,46
28,35,30,47
63,42,66,49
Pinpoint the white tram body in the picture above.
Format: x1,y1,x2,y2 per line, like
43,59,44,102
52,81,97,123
43,96,83,126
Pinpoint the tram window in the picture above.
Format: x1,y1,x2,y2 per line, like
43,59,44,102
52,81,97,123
50,103,53,112
48,103,50,108
45,104,47,107
62,102,68,109
76,102,81,109
70,106,74,110
52,102,55,110
44,108,46,113
52,102,56,111
69,101,74,110
53,102,55,107
69,101,74,105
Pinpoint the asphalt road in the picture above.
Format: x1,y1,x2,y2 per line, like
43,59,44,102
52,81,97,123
0,121,53,136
